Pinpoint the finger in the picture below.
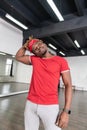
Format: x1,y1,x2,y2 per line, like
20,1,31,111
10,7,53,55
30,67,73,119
57,119,63,128
58,119,67,128
55,115,60,126
61,122,68,129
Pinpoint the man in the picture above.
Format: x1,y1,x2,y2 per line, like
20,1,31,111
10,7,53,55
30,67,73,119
15,37,72,130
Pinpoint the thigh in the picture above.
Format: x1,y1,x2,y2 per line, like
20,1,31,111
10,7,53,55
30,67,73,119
24,100,40,130
38,104,61,130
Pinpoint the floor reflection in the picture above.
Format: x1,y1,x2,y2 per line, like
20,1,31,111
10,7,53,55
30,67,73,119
0,99,10,113
0,82,29,95
0,82,29,98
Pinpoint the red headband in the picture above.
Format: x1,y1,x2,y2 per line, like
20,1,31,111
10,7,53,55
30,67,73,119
28,39,39,52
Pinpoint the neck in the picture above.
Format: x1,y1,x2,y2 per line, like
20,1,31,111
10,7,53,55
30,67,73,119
41,50,54,58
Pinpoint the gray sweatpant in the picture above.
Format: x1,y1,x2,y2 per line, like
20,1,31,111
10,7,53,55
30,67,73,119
24,100,61,130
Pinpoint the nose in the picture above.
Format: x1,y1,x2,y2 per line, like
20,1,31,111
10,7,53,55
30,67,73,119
37,44,41,49
37,45,40,49
35,45,40,52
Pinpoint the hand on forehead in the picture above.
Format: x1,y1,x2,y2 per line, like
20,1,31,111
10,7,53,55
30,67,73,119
28,38,41,52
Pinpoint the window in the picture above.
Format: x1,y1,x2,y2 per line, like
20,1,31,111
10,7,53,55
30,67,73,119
5,59,13,76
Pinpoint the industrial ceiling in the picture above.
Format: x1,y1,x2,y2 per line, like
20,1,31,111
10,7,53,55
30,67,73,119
0,0,87,57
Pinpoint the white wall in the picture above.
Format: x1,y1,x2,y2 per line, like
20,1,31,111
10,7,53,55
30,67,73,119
0,18,31,83
65,56,87,91
0,54,15,82
0,55,32,83
0,18,23,55
15,61,32,83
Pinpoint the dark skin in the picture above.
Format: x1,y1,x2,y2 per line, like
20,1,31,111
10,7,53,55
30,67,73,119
32,40,48,57
15,39,72,129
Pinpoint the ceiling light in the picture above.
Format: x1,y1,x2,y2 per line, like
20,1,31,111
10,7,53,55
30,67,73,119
5,14,28,30
47,0,64,21
59,51,65,56
80,50,85,55
74,40,80,48
48,43,57,50
0,52,6,55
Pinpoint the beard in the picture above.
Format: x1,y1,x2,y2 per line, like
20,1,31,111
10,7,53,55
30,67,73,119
36,49,47,57
41,50,47,57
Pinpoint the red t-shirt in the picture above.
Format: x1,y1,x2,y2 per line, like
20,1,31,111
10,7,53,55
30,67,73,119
27,56,70,105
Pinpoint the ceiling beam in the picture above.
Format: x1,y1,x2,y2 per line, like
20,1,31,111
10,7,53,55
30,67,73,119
48,37,67,51
0,8,5,17
4,0,40,25
64,34,78,50
74,0,85,16
38,0,58,22
64,47,87,52
83,30,87,38
24,16,87,38
57,47,87,56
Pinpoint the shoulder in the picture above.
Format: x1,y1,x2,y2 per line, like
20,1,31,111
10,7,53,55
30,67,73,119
30,55,40,60
30,55,40,64
54,56,68,62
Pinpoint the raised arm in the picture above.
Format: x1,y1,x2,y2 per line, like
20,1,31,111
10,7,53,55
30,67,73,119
15,41,31,65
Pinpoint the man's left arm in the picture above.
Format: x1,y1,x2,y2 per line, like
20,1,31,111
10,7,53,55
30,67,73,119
56,71,72,129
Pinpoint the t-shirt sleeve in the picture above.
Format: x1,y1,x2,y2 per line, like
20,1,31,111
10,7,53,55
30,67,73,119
60,58,70,73
29,55,37,65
